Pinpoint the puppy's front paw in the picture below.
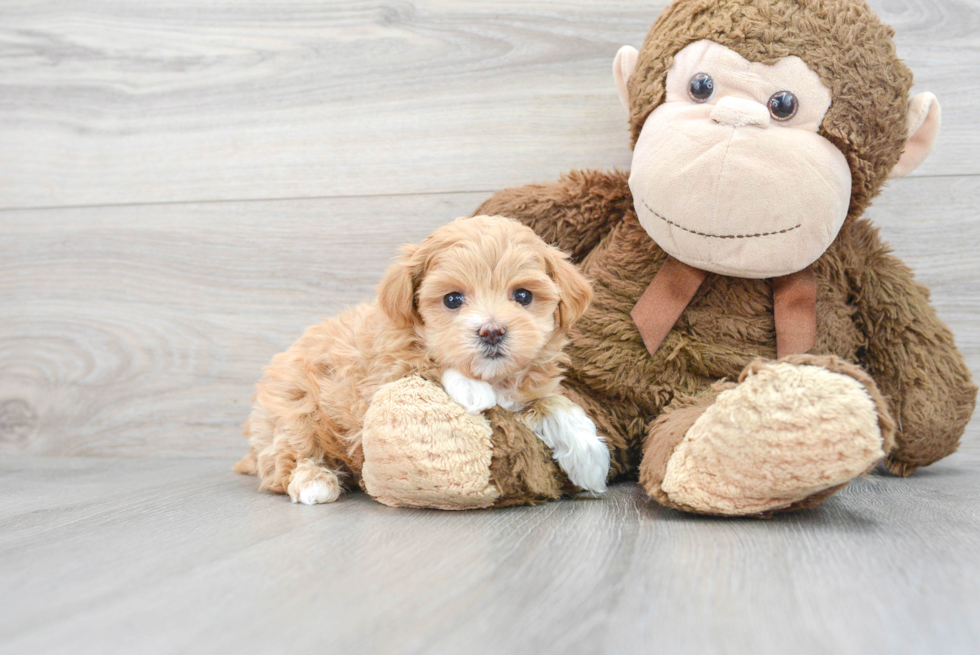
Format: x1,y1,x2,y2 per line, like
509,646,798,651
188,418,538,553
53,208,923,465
442,369,496,414
287,459,342,505
531,401,610,494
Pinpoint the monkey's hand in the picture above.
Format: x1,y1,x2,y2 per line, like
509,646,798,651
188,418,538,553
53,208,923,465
361,376,573,509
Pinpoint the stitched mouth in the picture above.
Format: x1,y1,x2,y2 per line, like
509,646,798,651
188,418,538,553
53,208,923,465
641,200,800,239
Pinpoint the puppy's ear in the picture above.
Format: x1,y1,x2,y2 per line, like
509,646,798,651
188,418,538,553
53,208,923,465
546,248,593,330
377,244,420,329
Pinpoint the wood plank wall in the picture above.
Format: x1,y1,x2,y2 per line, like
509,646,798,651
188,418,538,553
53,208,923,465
1,0,978,458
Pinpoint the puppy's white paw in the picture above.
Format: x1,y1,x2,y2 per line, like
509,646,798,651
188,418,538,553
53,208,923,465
533,402,610,493
293,480,337,505
442,369,497,414
287,460,342,505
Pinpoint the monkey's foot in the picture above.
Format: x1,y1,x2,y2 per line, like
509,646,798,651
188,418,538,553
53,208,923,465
657,357,892,516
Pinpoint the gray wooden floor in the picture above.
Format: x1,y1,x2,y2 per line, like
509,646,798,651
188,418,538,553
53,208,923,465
1,1,979,653
2,454,979,655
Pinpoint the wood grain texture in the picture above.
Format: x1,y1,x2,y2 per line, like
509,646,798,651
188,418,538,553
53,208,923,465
1,455,978,655
0,191,483,456
0,0,978,209
1,176,978,458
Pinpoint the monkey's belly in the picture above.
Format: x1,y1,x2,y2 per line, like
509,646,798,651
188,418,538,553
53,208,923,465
567,214,862,416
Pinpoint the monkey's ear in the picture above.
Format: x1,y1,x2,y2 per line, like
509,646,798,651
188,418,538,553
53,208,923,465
377,245,420,329
889,93,942,179
613,46,639,112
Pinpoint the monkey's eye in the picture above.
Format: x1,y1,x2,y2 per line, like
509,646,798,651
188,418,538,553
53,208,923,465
768,91,798,121
688,73,714,102
513,289,533,306
443,292,464,309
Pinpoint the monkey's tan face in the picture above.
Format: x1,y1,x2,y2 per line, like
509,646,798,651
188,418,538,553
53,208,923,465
629,40,852,278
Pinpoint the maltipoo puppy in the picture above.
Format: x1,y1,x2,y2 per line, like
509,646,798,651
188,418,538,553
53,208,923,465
234,215,609,504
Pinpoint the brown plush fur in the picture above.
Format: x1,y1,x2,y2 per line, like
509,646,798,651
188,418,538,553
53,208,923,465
468,0,975,513
485,406,570,507
478,170,975,491
236,215,592,502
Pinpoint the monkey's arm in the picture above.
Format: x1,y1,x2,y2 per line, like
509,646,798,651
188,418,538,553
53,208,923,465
474,169,632,262
846,220,977,475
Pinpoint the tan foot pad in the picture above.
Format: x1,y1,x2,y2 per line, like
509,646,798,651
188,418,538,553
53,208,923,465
361,376,500,510
662,362,885,515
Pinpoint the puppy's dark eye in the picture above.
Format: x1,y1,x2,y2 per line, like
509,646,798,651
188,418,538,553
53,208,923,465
513,289,533,306
768,91,798,120
443,292,464,309
688,73,714,102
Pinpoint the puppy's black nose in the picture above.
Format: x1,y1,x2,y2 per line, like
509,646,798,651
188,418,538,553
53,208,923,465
478,326,506,345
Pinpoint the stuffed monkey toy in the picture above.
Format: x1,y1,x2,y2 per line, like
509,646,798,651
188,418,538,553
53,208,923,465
359,0,976,515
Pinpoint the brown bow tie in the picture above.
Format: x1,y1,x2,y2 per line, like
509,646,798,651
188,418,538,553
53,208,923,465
630,256,817,358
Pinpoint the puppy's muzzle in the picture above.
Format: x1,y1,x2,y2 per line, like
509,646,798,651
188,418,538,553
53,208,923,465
478,323,507,359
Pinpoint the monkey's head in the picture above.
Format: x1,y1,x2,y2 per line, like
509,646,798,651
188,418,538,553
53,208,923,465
614,0,940,278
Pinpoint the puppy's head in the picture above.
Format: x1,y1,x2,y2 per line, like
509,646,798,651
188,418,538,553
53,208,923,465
377,215,592,382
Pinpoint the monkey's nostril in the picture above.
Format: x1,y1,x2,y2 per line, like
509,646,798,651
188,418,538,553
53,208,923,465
478,326,506,345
